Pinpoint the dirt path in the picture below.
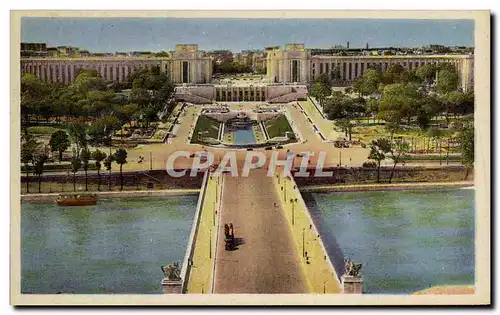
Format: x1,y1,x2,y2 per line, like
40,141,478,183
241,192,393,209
213,168,308,293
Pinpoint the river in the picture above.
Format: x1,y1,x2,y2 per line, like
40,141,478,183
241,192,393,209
21,196,198,294
304,188,475,294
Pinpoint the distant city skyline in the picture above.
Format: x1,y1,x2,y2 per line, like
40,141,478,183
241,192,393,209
21,18,474,53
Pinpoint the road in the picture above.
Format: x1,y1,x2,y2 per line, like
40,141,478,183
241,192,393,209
213,168,308,293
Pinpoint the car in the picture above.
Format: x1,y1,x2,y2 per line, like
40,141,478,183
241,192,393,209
247,148,253,151
265,146,273,150
275,145,283,149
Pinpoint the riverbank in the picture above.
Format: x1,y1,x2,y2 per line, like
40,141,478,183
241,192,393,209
300,181,474,193
414,285,475,295
21,188,200,202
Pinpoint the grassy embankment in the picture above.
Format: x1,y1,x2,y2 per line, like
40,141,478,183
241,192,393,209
190,115,221,145
265,115,296,145
298,99,338,141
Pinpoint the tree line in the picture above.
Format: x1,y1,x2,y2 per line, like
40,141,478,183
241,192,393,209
309,63,474,139
309,62,474,180
22,132,129,193
21,67,176,147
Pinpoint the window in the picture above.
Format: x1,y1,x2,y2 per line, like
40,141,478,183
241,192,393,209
292,60,299,82
182,61,189,83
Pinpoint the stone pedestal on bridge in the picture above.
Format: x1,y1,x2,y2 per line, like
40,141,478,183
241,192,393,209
161,278,183,294
341,275,363,294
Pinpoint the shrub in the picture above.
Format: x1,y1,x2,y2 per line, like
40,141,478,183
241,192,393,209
362,161,377,168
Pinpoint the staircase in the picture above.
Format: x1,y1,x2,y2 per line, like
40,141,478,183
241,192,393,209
267,87,308,103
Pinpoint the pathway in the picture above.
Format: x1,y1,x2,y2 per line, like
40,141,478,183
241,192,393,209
213,168,308,293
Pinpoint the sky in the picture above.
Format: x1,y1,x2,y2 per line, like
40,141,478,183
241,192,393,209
21,18,474,53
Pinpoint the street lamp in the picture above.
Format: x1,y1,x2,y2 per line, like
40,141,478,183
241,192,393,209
290,198,298,226
209,228,212,259
284,178,287,201
150,151,153,170
302,228,305,257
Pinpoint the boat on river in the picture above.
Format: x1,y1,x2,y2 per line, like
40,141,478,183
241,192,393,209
56,193,97,206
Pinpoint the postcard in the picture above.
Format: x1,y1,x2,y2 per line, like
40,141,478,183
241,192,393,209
10,10,490,306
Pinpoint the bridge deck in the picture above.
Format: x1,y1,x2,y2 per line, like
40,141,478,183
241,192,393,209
213,168,308,293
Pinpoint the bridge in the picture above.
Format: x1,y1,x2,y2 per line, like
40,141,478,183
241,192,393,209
163,166,357,294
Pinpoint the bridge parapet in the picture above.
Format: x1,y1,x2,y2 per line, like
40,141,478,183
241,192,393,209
273,169,342,293
181,171,222,293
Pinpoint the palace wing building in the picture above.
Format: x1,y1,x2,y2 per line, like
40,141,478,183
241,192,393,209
21,43,474,103
21,44,212,85
266,44,474,92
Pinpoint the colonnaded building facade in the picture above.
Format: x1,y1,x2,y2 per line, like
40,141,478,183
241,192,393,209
21,43,474,104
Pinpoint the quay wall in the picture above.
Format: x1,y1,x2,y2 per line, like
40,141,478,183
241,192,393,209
292,166,471,187
20,189,199,202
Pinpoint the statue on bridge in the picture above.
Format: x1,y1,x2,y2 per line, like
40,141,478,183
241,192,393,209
161,262,181,281
343,258,362,277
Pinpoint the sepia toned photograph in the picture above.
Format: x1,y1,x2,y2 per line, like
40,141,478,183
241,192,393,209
10,10,490,306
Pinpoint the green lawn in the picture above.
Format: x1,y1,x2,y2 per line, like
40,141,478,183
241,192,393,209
190,115,221,144
299,99,339,141
27,126,62,135
265,115,294,139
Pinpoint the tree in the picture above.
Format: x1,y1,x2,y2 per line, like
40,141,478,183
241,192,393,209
115,103,139,127
440,91,466,125
33,154,49,193
323,92,354,120
87,115,121,146
130,69,176,116
21,134,40,193
310,81,331,106
114,148,128,191
415,63,437,85
49,130,70,162
365,98,380,124
103,155,114,191
92,149,106,191
92,149,107,192
70,154,82,191
460,90,475,115
80,147,91,191
368,138,391,183
436,69,459,94
387,139,410,183
381,64,405,84
72,70,107,95
21,73,51,124
378,83,422,131
67,123,87,157
336,118,355,141
458,122,474,180
352,69,381,96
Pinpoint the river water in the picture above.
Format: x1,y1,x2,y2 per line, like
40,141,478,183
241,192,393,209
21,196,198,294
304,188,475,294
21,189,474,294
